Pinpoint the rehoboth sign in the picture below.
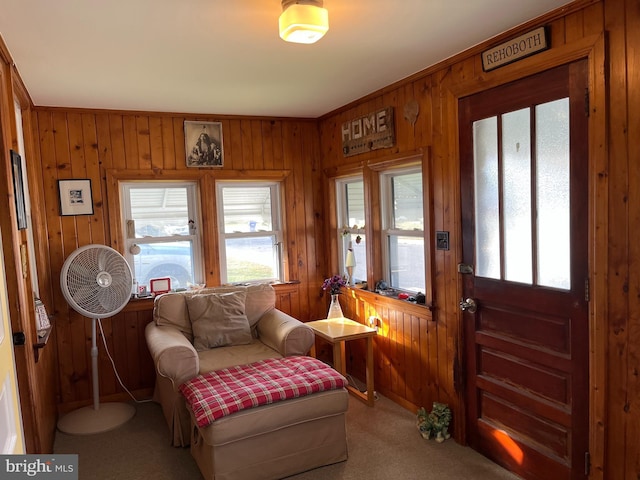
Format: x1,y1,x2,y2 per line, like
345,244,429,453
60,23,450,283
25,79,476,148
482,26,549,72
341,107,395,157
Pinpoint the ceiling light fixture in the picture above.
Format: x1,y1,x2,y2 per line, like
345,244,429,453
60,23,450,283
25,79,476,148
279,0,329,44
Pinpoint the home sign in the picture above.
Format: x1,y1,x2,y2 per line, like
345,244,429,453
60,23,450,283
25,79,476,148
342,107,395,157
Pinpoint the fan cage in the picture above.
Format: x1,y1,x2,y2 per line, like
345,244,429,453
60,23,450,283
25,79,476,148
61,245,132,318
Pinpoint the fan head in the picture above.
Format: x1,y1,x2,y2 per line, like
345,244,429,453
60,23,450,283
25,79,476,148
60,244,132,318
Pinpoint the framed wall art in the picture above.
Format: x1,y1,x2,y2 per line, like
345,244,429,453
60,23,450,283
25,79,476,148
58,179,94,216
184,120,224,167
10,149,27,230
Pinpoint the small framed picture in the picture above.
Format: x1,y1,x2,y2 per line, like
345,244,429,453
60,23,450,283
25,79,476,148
150,277,171,295
10,150,27,230
184,120,224,167
58,179,94,216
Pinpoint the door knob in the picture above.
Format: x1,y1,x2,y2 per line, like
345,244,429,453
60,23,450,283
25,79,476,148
459,298,477,313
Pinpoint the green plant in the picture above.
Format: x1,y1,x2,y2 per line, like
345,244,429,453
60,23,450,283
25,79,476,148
417,402,452,443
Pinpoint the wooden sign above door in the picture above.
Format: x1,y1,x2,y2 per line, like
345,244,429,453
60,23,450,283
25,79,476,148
481,26,549,72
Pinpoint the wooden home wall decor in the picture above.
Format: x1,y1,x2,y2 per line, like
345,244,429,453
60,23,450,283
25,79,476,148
341,107,395,157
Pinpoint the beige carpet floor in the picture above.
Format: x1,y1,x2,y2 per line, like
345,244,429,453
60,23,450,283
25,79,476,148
54,395,521,480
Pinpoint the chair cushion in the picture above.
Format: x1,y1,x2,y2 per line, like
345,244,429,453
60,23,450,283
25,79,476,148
153,284,276,341
187,291,252,351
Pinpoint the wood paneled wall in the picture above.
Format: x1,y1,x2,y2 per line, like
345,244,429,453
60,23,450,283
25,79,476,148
0,41,58,453
336,290,436,413
30,109,327,408
319,0,639,478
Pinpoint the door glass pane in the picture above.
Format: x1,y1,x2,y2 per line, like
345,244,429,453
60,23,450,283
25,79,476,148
222,186,273,233
225,236,278,283
502,108,533,284
388,235,425,292
473,117,500,279
536,98,570,289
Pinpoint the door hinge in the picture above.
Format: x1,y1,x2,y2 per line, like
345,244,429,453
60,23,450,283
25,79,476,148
585,88,590,117
585,451,591,476
585,277,590,302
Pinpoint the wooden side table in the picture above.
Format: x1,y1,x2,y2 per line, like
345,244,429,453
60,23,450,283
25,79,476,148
306,318,377,406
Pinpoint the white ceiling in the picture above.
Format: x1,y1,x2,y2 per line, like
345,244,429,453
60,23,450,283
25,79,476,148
0,0,573,118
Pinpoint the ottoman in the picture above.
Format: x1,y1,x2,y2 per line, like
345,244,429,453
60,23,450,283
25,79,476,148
180,357,350,480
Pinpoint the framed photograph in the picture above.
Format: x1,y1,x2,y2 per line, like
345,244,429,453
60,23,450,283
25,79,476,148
184,120,224,167
58,179,94,216
150,277,171,295
10,150,27,230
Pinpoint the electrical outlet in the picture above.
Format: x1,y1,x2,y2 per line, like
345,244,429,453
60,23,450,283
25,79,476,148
368,316,380,332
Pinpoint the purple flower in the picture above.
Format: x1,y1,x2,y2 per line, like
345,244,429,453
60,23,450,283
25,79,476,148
322,275,346,295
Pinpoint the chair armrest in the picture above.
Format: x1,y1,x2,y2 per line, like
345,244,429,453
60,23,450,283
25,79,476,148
256,309,315,357
145,322,199,389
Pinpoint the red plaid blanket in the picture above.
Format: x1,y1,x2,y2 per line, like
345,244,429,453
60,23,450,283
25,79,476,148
179,356,347,428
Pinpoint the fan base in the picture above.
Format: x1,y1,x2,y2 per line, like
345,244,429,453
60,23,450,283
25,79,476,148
57,402,135,435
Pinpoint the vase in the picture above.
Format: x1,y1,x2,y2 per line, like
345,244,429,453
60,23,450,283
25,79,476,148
327,293,344,319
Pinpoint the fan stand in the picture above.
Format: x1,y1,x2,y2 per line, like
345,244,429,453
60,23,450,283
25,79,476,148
57,318,135,435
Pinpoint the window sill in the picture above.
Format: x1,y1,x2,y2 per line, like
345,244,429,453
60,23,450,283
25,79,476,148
345,286,433,313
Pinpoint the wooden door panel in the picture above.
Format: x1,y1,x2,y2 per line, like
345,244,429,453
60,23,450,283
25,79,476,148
480,349,570,403
480,392,569,458
478,307,570,353
460,60,588,480
477,418,572,478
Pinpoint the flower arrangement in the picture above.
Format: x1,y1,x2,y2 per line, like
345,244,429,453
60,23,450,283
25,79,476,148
322,275,346,295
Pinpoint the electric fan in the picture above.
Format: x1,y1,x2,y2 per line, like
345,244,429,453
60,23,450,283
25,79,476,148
57,244,135,435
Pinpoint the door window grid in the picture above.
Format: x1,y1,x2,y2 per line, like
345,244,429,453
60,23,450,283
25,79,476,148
472,97,570,289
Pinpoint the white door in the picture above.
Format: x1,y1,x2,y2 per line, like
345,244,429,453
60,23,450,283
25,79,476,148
0,225,25,454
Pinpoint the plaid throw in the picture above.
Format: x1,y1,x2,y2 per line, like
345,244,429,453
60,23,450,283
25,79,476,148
179,356,347,428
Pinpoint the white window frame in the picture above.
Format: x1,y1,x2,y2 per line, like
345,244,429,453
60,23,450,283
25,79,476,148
120,181,203,288
380,166,425,293
336,175,366,284
216,181,284,284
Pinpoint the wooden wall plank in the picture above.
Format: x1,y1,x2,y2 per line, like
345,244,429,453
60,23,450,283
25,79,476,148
604,0,630,477
135,115,151,171
173,117,186,170
108,115,126,170
160,117,176,170
148,116,164,170
624,0,640,476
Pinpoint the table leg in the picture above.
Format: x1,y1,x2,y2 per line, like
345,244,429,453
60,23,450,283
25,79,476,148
333,341,346,375
365,335,374,406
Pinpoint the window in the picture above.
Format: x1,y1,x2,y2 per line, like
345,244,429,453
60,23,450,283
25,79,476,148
336,176,367,284
120,182,202,290
381,167,425,293
216,182,284,284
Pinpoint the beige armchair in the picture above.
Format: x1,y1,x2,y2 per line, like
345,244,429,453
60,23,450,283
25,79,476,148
145,283,315,446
